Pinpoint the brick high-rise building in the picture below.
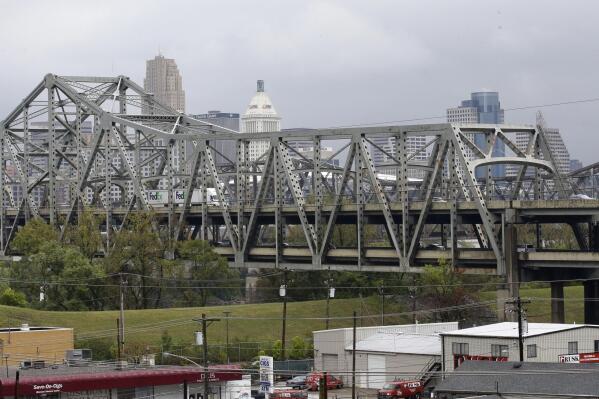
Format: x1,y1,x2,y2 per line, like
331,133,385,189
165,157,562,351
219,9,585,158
143,54,186,113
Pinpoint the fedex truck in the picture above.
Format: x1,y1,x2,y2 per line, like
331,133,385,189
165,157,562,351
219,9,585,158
145,188,220,206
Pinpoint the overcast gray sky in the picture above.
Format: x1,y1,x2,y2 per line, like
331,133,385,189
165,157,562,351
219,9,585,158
1,0,598,163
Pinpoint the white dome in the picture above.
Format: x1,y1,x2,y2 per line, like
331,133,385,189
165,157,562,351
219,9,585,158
242,81,280,119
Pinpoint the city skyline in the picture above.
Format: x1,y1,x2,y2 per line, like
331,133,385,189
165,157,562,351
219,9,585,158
2,1,598,164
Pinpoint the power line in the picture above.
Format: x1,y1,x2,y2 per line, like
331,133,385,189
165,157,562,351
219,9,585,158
322,96,599,129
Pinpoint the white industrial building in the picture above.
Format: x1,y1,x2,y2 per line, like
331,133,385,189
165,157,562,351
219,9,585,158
441,322,599,372
313,322,458,389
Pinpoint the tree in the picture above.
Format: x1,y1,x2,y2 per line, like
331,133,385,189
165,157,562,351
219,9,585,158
417,258,488,322
271,340,282,360
64,211,103,261
108,212,164,309
289,336,308,360
10,241,106,310
0,287,27,307
178,239,240,306
11,218,58,255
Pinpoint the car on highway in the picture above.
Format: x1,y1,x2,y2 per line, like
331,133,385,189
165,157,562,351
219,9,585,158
570,193,594,200
305,372,343,390
286,375,308,389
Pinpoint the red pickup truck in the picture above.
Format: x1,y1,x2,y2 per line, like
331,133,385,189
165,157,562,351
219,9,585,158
305,372,344,391
377,380,423,399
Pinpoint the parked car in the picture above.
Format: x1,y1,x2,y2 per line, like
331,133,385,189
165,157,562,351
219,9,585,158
286,375,308,389
305,372,343,390
377,380,423,399
269,388,308,399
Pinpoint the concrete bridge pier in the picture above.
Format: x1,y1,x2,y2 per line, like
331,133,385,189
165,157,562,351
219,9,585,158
551,281,565,323
584,280,599,324
499,219,520,322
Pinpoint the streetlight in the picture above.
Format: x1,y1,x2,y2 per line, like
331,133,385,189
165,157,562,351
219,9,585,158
163,352,202,367
164,352,200,399
280,270,289,360
325,273,335,330
223,311,231,364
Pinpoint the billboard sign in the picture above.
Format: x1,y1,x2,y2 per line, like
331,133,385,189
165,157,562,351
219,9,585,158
259,356,274,394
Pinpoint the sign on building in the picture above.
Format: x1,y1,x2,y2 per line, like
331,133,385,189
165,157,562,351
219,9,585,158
558,354,580,363
259,356,274,394
559,352,599,363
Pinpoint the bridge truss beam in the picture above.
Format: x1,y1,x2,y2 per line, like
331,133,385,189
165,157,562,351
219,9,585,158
1,74,595,276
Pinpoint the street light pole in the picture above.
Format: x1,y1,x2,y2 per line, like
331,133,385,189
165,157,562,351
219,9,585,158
280,270,288,360
325,271,334,330
223,311,231,364
192,314,221,399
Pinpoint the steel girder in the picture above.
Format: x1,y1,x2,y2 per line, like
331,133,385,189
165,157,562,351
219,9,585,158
0,74,583,275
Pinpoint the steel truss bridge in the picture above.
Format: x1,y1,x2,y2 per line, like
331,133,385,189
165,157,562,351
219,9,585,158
3,74,599,316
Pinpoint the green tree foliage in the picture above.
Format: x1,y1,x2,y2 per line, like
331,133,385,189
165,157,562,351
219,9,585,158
64,211,103,261
289,336,309,360
11,218,58,255
11,241,106,310
178,239,241,306
0,287,27,307
271,340,282,360
417,258,489,322
108,212,164,309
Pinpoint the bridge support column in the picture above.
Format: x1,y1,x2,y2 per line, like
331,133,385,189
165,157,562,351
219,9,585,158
584,280,599,325
551,281,565,323
503,218,519,322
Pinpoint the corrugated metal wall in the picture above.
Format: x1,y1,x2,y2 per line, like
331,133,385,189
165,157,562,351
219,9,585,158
313,322,458,385
442,326,599,372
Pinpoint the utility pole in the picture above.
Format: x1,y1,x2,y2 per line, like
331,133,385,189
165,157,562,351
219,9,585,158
506,297,530,362
119,273,126,359
352,311,357,399
325,270,334,330
379,285,385,325
280,269,289,360
410,276,417,324
194,313,221,399
116,318,121,361
223,311,231,364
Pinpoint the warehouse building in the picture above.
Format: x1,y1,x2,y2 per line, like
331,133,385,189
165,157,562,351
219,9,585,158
313,322,458,388
0,324,74,367
349,332,442,390
440,322,599,372
435,360,599,399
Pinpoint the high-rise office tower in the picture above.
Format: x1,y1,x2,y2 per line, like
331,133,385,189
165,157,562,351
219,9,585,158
570,159,583,173
241,80,281,160
369,136,428,177
447,91,506,177
191,111,240,165
143,54,186,113
510,126,570,177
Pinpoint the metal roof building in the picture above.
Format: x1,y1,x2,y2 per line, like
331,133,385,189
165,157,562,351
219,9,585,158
440,322,599,373
313,322,458,391
435,360,599,399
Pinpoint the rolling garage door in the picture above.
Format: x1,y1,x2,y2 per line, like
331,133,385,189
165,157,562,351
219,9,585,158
322,354,338,373
367,354,386,389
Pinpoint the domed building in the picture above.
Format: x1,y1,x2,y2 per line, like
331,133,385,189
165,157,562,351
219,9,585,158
241,80,281,160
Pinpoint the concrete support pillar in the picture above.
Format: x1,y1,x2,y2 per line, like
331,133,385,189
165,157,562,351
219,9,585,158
551,281,565,323
504,221,519,322
496,289,509,322
584,280,599,325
